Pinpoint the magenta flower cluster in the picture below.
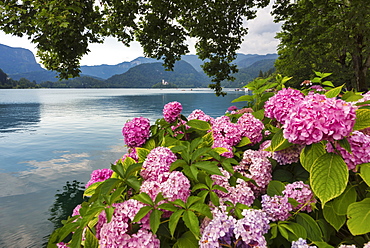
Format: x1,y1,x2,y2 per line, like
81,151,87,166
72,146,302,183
283,92,356,145
261,194,292,221
264,88,305,124
188,109,214,122
291,238,317,248
326,131,370,171
163,101,182,123
211,168,255,206
122,117,151,148
85,168,114,189
211,113,264,158
236,149,272,194
283,181,316,212
260,140,304,165
99,199,159,248
140,146,177,181
140,171,191,204
140,146,190,216
237,113,264,144
200,207,269,247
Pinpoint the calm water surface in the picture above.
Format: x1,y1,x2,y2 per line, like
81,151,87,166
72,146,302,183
0,88,246,247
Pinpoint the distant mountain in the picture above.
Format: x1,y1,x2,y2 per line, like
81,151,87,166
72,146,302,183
0,43,277,87
0,44,44,74
223,59,277,88
105,60,208,88
80,54,278,79
236,54,279,68
80,57,159,79
9,70,58,82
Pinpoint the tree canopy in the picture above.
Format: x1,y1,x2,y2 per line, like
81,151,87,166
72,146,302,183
273,0,370,91
0,0,269,95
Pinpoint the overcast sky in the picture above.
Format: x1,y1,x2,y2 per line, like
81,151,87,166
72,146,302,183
0,3,281,66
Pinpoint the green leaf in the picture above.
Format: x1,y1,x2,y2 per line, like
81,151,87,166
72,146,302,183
209,191,220,206
202,132,214,147
173,199,186,208
324,85,343,98
338,138,352,153
323,201,346,231
332,185,357,215
169,209,184,237
310,153,348,206
347,198,370,235
192,183,208,191
353,109,370,130
99,178,121,195
191,147,212,161
193,161,222,175
296,213,323,242
125,163,142,177
231,94,255,103
300,143,326,172
278,222,307,242
136,147,151,162
341,91,363,102
236,136,251,147
321,81,334,88
187,119,211,131
149,209,163,234
133,192,154,206
269,129,292,152
174,231,198,248
84,228,99,248
170,159,188,171
252,108,265,120
359,163,370,187
104,207,115,223
143,137,156,149
267,180,285,196
158,202,178,212
213,147,229,155
183,210,200,237
312,242,335,248
190,203,213,219
155,192,165,204
84,181,103,197
126,176,141,192
186,196,202,207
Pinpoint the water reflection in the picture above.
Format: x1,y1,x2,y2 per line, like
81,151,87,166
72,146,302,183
0,103,41,133
44,180,86,246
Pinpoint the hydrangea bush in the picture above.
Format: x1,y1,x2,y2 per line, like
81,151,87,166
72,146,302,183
49,72,370,248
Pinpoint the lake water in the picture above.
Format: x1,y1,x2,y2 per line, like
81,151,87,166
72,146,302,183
0,88,246,248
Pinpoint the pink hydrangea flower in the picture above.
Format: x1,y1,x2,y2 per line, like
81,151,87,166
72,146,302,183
264,88,305,124
283,92,356,145
163,101,182,123
236,149,272,195
122,117,151,148
86,168,114,189
187,109,213,122
261,194,292,221
211,169,255,206
211,116,241,157
200,207,269,248
140,171,191,203
99,199,158,248
283,181,316,212
237,113,264,144
140,147,177,181
326,131,370,171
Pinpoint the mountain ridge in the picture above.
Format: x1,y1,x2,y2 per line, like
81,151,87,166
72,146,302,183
0,43,277,87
